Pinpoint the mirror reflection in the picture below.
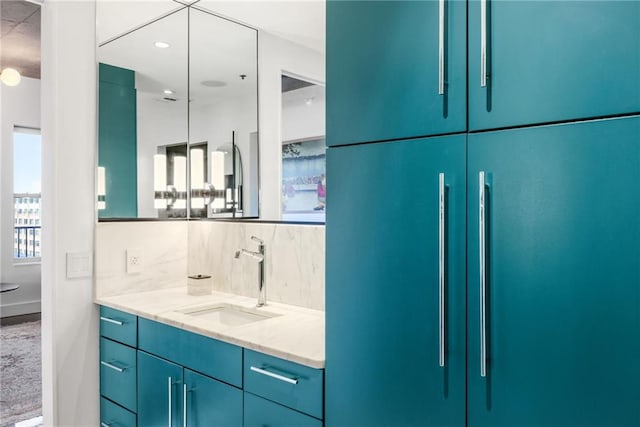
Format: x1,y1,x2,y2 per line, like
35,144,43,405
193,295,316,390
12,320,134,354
188,8,258,219
96,2,326,222
98,8,189,219
281,75,326,223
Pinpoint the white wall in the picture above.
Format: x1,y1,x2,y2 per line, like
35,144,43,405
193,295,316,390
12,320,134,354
41,1,98,425
0,77,42,317
282,83,326,143
258,32,324,220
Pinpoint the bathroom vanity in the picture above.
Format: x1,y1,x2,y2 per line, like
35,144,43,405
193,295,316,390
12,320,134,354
96,288,324,427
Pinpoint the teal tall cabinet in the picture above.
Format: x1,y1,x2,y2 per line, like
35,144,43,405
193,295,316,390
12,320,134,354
466,117,640,426
326,0,640,426
98,63,138,218
468,0,640,131
326,136,466,426
326,0,467,146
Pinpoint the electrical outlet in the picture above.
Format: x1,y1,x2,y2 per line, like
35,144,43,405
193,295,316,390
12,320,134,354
126,248,144,274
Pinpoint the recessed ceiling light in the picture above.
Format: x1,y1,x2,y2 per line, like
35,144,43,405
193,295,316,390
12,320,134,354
305,97,314,105
154,41,170,49
164,89,174,95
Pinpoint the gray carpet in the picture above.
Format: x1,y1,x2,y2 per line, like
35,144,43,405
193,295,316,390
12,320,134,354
0,320,41,427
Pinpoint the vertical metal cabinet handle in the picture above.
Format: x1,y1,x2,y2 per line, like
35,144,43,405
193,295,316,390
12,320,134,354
438,0,446,95
438,173,446,367
100,361,125,373
100,316,124,326
183,383,188,427
168,377,173,427
479,172,487,377
250,366,298,385
480,0,487,87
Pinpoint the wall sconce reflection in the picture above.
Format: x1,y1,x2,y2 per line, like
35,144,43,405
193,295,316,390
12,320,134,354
153,154,187,209
189,148,227,209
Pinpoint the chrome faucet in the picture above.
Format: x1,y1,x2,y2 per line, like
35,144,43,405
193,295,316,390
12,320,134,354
234,236,266,307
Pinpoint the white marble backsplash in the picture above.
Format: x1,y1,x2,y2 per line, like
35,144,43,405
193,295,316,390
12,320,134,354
95,222,188,298
188,221,325,310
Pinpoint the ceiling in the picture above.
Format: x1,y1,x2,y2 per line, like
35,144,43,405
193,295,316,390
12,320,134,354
1,0,324,83
97,0,325,54
0,0,41,79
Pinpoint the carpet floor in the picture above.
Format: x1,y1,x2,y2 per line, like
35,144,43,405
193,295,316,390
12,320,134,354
0,320,42,427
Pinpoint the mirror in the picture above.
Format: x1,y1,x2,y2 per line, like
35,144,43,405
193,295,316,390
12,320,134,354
96,6,257,220
97,7,189,219
96,2,325,222
188,7,258,219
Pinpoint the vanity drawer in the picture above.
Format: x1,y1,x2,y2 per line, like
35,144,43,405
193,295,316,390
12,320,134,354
100,337,137,412
244,392,322,427
138,317,242,387
100,306,137,347
100,397,136,427
244,349,324,419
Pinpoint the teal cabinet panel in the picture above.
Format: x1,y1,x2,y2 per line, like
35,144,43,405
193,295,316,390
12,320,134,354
100,306,137,347
244,392,323,427
100,338,137,413
467,117,640,426
244,349,323,419
326,135,467,426
327,0,467,146
138,317,242,387
137,351,183,427
468,1,640,131
98,63,138,218
184,369,242,427
100,397,136,427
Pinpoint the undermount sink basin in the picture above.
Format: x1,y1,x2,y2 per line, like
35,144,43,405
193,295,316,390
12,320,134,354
175,303,280,327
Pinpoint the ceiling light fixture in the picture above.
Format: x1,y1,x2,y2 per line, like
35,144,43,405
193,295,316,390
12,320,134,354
0,68,22,86
164,89,174,95
154,41,170,49
305,97,314,106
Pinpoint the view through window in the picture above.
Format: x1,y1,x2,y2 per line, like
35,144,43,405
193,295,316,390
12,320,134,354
13,126,42,259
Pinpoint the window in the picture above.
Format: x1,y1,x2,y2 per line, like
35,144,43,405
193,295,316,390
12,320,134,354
13,126,42,260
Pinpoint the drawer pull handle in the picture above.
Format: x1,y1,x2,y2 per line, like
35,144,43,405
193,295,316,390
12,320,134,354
101,360,126,373
100,423,111,427
100,316,124,326
250,366,298,385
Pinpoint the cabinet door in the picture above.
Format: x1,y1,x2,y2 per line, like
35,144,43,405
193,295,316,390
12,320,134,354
467,117,640,426
468,1,640,131
326,135,466,426
138,351,183,427
327,0,467,146
184,369,242,427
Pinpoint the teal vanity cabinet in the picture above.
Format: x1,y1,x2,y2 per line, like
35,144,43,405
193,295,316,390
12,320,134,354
326,0,467,146
137,318,243,427
326,134,467,426
244,349,324,426
466,117,640,426
468,0,640,131
99,306,138,427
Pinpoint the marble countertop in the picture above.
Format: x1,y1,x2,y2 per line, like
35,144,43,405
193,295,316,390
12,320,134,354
96,287,325,369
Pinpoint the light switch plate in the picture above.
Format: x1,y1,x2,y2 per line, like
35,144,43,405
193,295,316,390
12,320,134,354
66,252,92,279
126,248,144,274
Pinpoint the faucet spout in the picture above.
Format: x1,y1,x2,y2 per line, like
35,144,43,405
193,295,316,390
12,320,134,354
234,237,266,307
